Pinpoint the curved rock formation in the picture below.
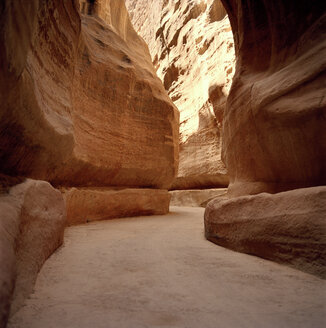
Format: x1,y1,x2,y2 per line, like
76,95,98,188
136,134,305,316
205,187,326,278
0,179,65,327
0,1,178,322
205,0,326,276
220,0,326,196
126,0,235,189
0,0,179,189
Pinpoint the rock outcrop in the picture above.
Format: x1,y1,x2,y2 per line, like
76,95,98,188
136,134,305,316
205,0,326,276
0,0,179,189
63,188,170,225
0,180,65,327
205,187,326,278
0,1,179,323
220,0,326,197
126,0,235,189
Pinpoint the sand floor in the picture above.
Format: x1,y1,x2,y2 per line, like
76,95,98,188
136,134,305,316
9,207,326,328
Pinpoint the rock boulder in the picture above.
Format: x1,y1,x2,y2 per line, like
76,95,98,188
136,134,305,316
0,179,65,326
205,187,326,278
63,187,171,225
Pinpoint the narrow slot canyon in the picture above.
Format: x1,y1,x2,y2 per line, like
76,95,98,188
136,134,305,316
0,0,325,327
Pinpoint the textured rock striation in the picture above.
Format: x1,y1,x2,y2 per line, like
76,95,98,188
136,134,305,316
63,188,170,225
205,0,326,276
0,1,178,323
220,0,326,197
205,187,326,278
0,180,65,327
126,0,235,189
0,0,179,189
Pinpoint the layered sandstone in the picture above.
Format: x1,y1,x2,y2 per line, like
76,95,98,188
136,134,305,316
126,0,235,189
63,188,170,225
0,180,65,327
220,0,326,196
0,0,179,189
205,187,326,278
203,0,326,275
0,2,179,323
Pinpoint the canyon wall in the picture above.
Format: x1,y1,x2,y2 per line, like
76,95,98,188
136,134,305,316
205,0,326,277
126,0,235,189
0,0,179,189
0,0,179,324
220,0,326,197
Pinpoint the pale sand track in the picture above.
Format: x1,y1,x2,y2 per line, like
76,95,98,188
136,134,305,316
9,207,326,328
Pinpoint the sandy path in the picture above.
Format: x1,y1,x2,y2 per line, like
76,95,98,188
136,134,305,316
9,207,325,328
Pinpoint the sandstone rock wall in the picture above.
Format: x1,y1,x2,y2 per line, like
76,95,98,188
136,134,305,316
0,0,80,184
205,187,326,278
126,0,235,189
63,188,170,225
0,0,179,189
0,1,179,323
205,0,326,277
0,180,65,327
220,0,326,196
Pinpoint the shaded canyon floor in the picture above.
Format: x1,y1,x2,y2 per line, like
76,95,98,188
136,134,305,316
9,207,326,328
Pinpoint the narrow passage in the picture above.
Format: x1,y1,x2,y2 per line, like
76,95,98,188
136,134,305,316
9,207,325,328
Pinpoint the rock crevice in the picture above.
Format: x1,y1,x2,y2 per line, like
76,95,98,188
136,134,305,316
126,0,235,190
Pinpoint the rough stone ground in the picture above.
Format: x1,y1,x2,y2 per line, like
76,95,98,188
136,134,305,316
9,207,326,328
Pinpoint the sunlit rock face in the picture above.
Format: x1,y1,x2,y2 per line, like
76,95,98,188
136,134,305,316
126,0,235,189
0,0,179,189
220,0,326,196
170,188,227,207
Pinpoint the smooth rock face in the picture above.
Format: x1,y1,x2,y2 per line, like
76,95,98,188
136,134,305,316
0,180,65,327
170,188,227,207
126,0,235,189
0,0,80,184
0,0,179,189
204,187,326,278
220,0,326,196
63,188,171,225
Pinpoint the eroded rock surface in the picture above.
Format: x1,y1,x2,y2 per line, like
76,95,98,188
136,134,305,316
201,0,326,276
63,188,170,225
220,0,326,196
205,187,326,278
0,2,179,324
0,180,65,327
0,0,179,189
126,0,235,189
